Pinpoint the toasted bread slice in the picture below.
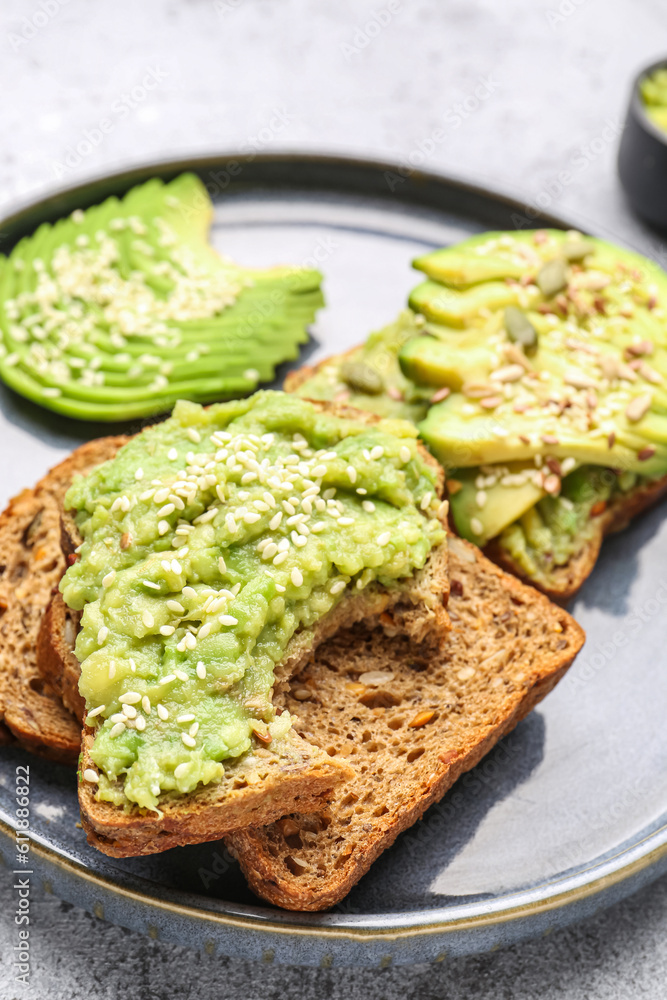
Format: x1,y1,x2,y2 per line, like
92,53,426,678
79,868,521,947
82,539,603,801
0,437,127,761
225,536,585,911
37,403,452,856
485,472,667,602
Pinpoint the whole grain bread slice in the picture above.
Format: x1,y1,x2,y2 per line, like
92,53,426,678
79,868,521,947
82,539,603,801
485,472,667,602
37,403,452,856
0,437,127,761
224,536,585,911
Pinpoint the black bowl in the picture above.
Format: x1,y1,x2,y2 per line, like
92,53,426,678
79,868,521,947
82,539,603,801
618,57,667,230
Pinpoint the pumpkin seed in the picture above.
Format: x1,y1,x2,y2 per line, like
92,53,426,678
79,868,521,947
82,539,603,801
561,238,594,262
341,361,384,395
536,258,568,297
504,306,538,355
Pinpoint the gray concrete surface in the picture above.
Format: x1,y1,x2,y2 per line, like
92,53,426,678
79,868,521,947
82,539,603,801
2,0,667,995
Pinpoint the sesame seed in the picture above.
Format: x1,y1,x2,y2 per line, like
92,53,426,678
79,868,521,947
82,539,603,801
370,445,384,460
168,447,178,460
135,716,146,732
269,511,283,530
142,611,154,628
177,713,196,723
420,492,433,511
219,614,238,626
109,722,126,739
218,555,227,574
157,503,176,517
346,465,357,483
83,769,99,783
182,733,197,748
377,531,391,546
102,570,116,588
119,692,141,705
174,763,189,779
291,568,304,587
97,626,108,645
196,661,206,680
161,674,176,685
142,696,151,714
86,704,105,719
273,551,288,565
160,625,175,636
157,704,169,721
158,520,170,536
187,428,201,444
134,468,144,481
330,579,346,595
198,622,213,639
362,500,376,513
470,518,484,536
189,722,199,737
171,559,182,574
339,517,354,526
108,662,116,679
167,600,185,614
122,704,137,719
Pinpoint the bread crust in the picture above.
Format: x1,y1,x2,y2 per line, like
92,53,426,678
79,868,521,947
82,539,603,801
0,437,127,761
486,472,667,602
225,538,585,910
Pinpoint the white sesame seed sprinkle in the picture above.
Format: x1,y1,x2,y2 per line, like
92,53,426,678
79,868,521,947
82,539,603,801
83,769,99,783
97,626,108,645
377,531,391,546
291,568,304,587
157,704,169,721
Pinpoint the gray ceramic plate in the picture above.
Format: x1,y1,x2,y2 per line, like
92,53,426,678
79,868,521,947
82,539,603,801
1,154,666,967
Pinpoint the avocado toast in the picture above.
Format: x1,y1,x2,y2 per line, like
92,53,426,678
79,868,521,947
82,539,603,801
0,174,323,421
288,231,667,599
30,391,451,855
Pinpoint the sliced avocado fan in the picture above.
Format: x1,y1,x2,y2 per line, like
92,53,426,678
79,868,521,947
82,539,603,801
404,230,667,551
0,174,323,421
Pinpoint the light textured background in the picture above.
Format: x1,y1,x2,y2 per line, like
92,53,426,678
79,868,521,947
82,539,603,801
2,0,667,996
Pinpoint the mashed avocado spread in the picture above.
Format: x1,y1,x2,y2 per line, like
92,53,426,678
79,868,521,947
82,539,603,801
61,391,444,809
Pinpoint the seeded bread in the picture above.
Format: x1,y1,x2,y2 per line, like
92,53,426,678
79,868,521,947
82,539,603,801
0,438,127,761
225,536,585,911
37,404,451,856
485,472,667,602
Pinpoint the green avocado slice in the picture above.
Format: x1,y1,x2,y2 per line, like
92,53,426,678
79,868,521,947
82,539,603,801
0,174,324,421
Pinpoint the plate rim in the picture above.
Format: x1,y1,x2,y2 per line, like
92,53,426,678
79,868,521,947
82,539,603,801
1,149,664,961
